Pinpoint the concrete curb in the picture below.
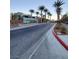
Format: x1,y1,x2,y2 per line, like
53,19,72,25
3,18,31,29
52,23,68,51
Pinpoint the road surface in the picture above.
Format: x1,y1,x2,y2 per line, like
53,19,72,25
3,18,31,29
10,23,53,59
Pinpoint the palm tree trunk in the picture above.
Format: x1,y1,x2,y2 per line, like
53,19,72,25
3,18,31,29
57,13,61,23
37,14,38,17
36,15,38,23
45,12,46,19
31,13,32,18
48,15,49,19
57,13,60,20
41,11,42,23
50,16,51,20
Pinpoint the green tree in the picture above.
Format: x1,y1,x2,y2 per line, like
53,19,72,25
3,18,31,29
44,8,48,19
49,13,52,20
36,11,39,17
29,9,34,17
38,6,45,22
53,0,64,20
47,12,51,19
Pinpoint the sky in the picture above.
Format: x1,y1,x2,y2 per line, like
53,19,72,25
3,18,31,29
11,0,68,20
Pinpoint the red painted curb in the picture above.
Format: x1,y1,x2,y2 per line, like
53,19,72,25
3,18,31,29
52,31,68,51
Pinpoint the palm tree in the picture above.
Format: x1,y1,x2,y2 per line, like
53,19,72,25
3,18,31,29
53,0,64,20
29,9,34,17
38,6,45,22
36,12,39,23
36,11,39,17
44,8,48,19
49,13,52,20
47,12,52,20
12,13,18,20
47,12,51,19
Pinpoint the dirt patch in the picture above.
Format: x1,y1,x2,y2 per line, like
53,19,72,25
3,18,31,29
54,23,68,35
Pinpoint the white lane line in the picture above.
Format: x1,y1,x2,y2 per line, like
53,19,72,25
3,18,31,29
28,23,56,59
28,36,46,59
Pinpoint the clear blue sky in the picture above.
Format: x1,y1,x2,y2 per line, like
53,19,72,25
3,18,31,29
11,0,68,19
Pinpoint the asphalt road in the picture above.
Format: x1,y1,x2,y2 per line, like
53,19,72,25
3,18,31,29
10,23,53,59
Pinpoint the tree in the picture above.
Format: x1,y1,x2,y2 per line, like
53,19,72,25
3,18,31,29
36,12,39,23
29,9,34,17
47,12,52,20
10,13,18,26
61,13,68,24
49,13,52,20
47,12,51,19
44,8,48,19
38,6,45,22
53,0,64,20
36,11,39,17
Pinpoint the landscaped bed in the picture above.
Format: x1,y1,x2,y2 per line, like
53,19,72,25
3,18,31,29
54,23,68,35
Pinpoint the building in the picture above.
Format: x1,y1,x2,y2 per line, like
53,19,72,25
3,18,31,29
22,15,37,24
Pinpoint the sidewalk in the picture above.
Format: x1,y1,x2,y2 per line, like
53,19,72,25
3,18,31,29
58,35,68,45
